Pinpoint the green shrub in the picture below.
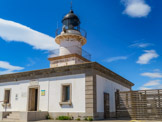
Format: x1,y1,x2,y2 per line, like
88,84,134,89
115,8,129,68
76,117,81,121
56,116,72,120
46,114,51,120
87,117,93,121
84,116,93,121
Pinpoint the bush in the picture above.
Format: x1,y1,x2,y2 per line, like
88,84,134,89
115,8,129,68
56,116,72,120
46,114,51,120
84,117,88,121
84,116,93,121
87,117,93,121
76,117,81,121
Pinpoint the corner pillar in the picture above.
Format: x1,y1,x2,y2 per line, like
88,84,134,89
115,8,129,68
85,70,97,119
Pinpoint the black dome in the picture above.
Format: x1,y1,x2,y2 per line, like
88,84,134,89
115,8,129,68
62,10,80,27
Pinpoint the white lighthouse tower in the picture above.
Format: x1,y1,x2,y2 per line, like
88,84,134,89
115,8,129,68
48,9,90,68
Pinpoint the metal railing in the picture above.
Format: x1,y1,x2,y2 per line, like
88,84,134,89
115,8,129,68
0,100,7,112
49,46,91,61
55,27,87,38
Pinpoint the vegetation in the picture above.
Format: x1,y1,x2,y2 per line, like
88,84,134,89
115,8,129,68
56,116,73,120
46,114,52,120
84,116,93,121
76,117,81,121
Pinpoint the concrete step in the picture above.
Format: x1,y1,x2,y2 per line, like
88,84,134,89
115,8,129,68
9,113,20,116
1,120,25,122
2,118,18,121
3,118,19,121
3,112,21,122
7,115,19,119
6,116,19,119
6,115,19,119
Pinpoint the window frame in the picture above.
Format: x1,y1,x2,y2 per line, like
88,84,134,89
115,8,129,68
60,83,72,105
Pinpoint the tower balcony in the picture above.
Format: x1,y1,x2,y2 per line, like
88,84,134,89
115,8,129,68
55,27,87,38
55,28,87,46
48,46,91,68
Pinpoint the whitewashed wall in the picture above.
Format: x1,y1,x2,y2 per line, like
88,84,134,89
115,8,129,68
59,40,82,56
0,74,85,113
96,75,130,113
0,80,29,112
48,74,85,112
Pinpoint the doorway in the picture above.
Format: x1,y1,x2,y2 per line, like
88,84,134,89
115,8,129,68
28,87,39,111
104,93,110,119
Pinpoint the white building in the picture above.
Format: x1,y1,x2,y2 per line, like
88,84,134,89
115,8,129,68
0,9,134,121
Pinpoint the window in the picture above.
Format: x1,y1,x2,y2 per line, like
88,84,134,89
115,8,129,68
63,85,70,102
60,84,72,105
4,89,11,104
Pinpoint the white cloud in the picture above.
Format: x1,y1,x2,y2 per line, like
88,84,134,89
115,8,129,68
122,0,151,18
136,50,159,64
140,70,162,90
141,72,162,78
140,85,162,90
129,42,153,48
139,80,162,90
105,56,128,63
153,69,160,72
26,58,36,67
0,70,14,75
156,85,162,89
0,61,24,74
139,86,152,90
143,80,161,86
0,18,59,50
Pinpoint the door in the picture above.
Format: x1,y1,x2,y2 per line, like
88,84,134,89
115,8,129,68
104,93,110,119
28,88,38,111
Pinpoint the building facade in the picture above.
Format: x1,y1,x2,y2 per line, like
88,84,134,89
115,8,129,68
0,9,134,121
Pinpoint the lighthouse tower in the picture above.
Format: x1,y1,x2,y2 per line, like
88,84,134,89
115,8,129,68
48,9,90,68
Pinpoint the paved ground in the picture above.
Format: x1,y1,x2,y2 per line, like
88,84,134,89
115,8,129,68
1,120,162,122
0,120,162,122
29,120,162,122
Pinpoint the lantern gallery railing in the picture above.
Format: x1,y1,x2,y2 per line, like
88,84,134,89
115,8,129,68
55,27,87,38
49,46,91,61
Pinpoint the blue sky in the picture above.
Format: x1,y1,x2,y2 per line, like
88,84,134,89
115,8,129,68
0,0,162,90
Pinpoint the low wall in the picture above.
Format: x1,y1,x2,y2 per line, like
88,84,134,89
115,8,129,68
0,111,48,121
0,112,11,120
27,111,48,121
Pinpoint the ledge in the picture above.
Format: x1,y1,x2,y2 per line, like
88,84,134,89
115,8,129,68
59,101,72,106
48,53,90,62
0,62,134,88
55,34,87,45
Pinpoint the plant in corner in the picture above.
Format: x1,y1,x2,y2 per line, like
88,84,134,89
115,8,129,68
84,116,93,121
56,116,72,120
87,116,93,121
46,114,51,120
76,117,81,121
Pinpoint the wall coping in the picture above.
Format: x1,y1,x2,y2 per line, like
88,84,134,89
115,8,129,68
48,53,90,62
0,62,134,87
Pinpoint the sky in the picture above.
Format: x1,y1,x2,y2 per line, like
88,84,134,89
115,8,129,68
0,0,162,90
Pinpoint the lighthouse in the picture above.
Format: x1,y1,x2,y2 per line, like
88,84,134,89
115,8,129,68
48,9,90,68
0,5,134,121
